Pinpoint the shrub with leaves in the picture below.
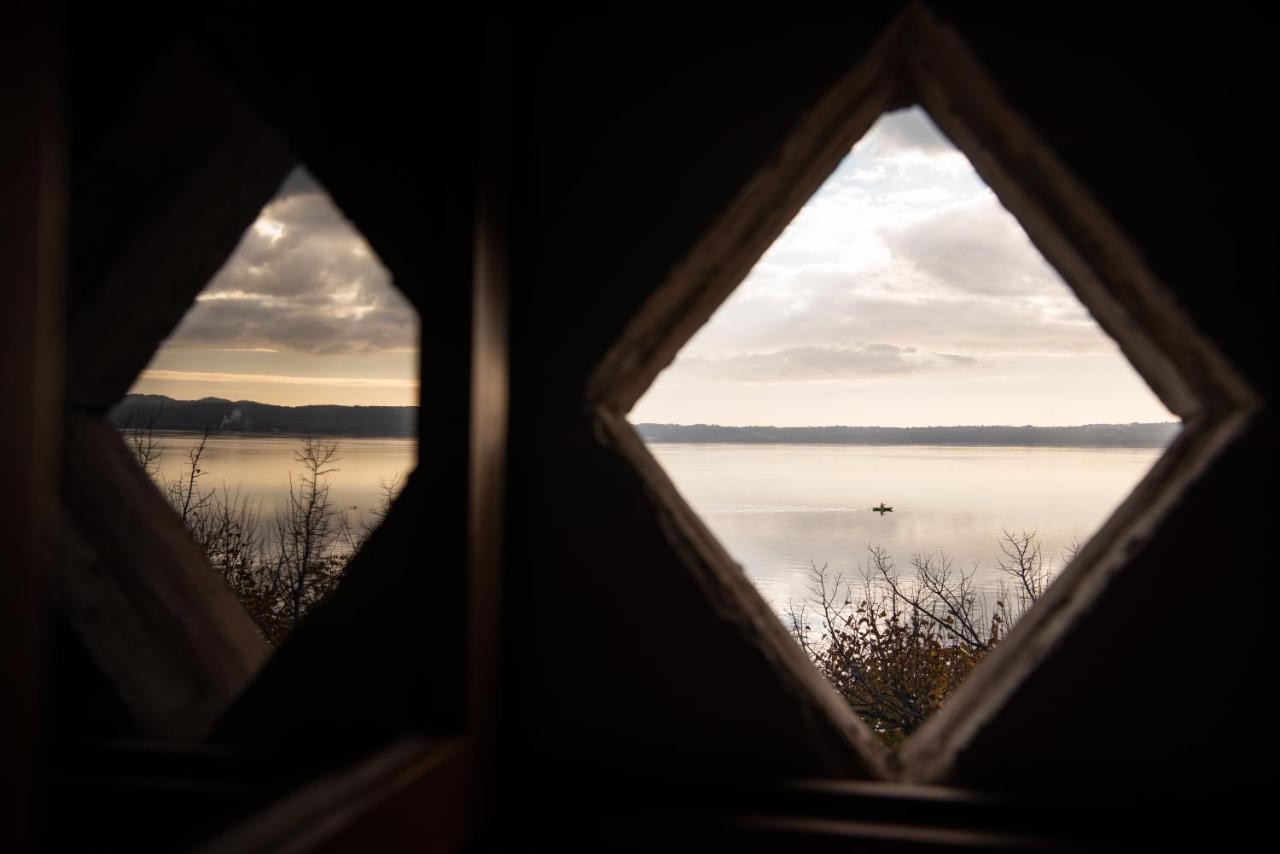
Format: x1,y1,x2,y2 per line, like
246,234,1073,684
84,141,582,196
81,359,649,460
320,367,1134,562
789,533,1074,747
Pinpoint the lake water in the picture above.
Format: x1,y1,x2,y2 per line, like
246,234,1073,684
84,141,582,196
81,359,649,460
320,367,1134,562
646,443,1165,613
148,432,417,530
146,432,1164,614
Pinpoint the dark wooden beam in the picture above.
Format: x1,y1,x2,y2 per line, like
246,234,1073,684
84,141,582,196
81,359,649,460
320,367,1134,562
498,772,1267,851
65,42,293,410
57,413,268,738
0,4,65,850
465,15,513,826
207,14,487,761
194,738,471,854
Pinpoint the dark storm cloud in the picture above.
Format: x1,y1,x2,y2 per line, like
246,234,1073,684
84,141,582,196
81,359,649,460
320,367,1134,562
165,167,416,354
173,297,417,356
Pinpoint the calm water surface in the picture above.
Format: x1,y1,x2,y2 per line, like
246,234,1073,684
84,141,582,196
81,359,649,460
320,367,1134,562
647,443,1164,611
150,432,416,530
149,433,1162,613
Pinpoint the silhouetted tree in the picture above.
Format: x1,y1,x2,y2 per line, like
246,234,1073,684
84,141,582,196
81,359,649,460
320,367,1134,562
274,436,345,628
116,413,403,643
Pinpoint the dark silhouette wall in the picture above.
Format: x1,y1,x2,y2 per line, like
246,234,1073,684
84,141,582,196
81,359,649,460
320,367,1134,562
504,4,1277,787
12,3,1277,850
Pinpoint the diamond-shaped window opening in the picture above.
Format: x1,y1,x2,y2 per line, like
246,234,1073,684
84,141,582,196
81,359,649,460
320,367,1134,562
55,53,428,742
587,7,1257,782
114,165,420,648
631,103,1180,751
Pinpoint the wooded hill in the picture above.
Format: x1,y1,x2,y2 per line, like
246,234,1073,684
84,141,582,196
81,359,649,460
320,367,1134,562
110,394,416,437
112,395,1179,447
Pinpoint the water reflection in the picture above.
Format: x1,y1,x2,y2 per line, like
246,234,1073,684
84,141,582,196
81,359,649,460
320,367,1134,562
647,442,1163,611
148,432,416,530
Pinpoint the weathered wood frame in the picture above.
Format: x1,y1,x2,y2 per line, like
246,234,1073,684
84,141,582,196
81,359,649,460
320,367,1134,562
2,5,64,845
58,45,297,738
51,14,511,841
585,3,1259,783
192,738,472,854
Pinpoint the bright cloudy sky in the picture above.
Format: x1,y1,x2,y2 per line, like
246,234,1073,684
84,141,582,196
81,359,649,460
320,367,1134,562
129,167,419,406
631,107,1174,427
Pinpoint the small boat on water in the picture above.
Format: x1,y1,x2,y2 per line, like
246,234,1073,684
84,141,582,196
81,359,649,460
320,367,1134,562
872,503,893,514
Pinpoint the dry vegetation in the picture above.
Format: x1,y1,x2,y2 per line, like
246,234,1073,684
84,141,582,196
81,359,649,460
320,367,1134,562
121,407,400,642
124,405,1068,728
789,532,1076,747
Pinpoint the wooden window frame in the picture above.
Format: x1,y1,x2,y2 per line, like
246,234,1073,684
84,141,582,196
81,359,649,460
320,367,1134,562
59,46,294,737
585,3,1259,782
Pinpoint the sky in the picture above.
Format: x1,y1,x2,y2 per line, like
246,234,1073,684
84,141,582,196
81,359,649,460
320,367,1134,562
630,108,1175,428
129,168,419,407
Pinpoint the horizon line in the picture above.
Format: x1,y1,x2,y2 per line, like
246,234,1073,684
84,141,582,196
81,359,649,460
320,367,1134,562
121,394,1179,430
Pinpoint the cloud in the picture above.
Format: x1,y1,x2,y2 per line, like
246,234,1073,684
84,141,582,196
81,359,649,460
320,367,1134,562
693,273,1114,361
678,119,1109,362
140,369,417,388
273,167,323,200
864,106,955,156
649,106,1125,396
163,166,417,355
672,344,982,383
881,199,1064,297
632,108,1169,426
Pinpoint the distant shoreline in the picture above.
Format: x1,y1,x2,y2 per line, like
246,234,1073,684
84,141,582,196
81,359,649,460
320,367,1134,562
140,427,415,441
113,395,1179,449
633,422,1180,449
111,394,417,438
